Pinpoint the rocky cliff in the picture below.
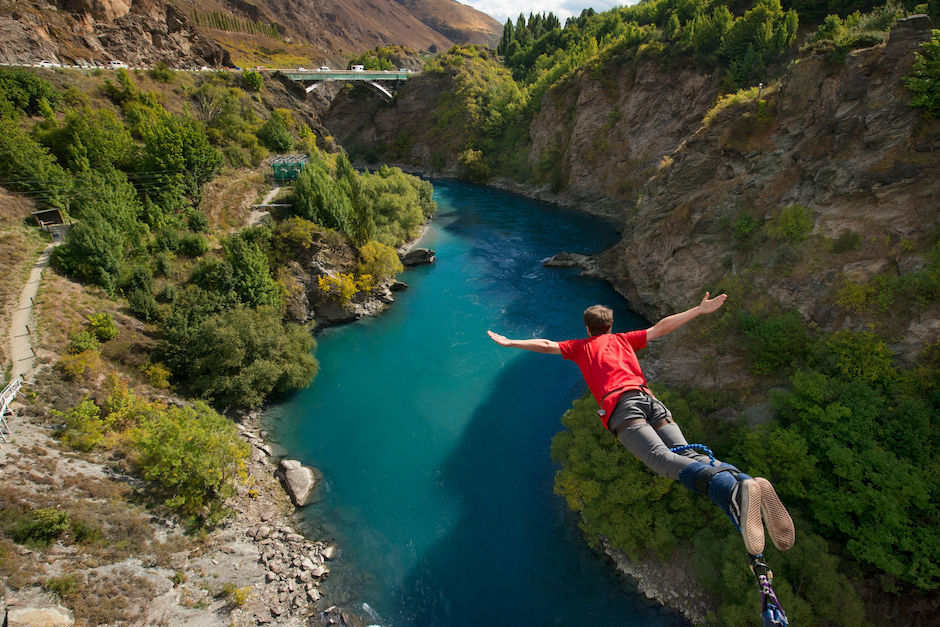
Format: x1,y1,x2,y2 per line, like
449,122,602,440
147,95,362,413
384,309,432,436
0,0,501,68
324,16,938,377
605,16,937,353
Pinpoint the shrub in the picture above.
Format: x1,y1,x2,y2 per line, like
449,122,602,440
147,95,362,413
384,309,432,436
149,61,175,83
358,240,404,282
163,305,318,409
318,273,371,309
144,362,172,389
53,397,110,451
822,329,896,384
178,232,209,257
737,309,811,375
257,110,293,152
11,508,72,547
131,400,249,525
67,331,100,354
241,69,263,92
44,573,83,600
87,312,118,341
56,349,102,381
906,30,940,118
764,204,814,243
831,229,861,253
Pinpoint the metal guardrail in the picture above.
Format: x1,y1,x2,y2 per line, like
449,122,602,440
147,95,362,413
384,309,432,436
281,70,410,81
0,377,24,443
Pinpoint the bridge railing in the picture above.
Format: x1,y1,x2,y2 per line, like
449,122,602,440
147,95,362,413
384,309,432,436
282,70,411,82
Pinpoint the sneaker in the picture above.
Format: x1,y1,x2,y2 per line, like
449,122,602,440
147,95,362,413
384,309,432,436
729,478,765,555
755,477,795,551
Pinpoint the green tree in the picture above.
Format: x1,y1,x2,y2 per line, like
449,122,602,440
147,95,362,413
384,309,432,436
257,110,293,152
0,67,61,115
0,117,70,209
223,235,283,308
131,400,249,524
177,305,318,409
358,240,404,281
38,106,137,172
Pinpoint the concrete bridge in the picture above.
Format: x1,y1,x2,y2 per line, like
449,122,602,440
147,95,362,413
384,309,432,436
281,69,411,100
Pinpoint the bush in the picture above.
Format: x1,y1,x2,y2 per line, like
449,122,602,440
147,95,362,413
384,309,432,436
358,240,404,281
164,305,318,409
45,573,83,600
144,362,172,389
149,61,174,83
318,273,372,309
131,400,249,525
764,204,814,243
10,508,71,547
737,309,811,375
56,349,102,381
67,331,100,354
178,232,209,257
257,110,293,152
87,312,118,341
54,397,110,451
906,30,940,118
241,69,263,92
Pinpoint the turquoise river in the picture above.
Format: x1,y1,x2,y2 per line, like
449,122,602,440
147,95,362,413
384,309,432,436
265,179,688,626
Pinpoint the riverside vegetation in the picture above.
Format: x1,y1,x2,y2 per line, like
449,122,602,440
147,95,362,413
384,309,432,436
0,62,433,621
325,1,939,625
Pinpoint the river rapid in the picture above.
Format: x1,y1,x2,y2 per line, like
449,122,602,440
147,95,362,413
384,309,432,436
265,179,688,626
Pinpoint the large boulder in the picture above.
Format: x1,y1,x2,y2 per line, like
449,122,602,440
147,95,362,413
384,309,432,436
275,459,320,506
6,605,75,627
401,248,435,266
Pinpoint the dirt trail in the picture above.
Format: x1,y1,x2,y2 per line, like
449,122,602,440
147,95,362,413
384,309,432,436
7,243,57,382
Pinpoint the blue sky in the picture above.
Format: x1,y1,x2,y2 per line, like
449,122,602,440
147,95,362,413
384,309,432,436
460,1,637,24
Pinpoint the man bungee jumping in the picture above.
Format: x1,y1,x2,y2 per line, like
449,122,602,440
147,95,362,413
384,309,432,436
487,293,795,556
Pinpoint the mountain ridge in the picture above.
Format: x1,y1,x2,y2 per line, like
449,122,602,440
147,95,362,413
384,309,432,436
0,0,502,67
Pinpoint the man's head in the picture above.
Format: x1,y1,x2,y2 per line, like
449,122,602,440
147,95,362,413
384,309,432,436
583,305,613,336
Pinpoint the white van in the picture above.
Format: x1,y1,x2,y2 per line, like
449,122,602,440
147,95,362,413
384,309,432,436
107,60,128,69
351,64,364,71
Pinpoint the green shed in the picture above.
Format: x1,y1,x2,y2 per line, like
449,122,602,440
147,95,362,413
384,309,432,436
271,154,308,181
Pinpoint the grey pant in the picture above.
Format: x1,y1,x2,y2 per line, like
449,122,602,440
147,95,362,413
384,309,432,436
609,392,717,481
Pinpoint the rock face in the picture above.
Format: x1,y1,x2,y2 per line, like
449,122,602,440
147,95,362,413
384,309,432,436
275,459,320,507
608,17,938,342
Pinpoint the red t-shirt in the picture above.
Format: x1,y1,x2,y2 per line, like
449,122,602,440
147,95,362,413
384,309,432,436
558,329,648,428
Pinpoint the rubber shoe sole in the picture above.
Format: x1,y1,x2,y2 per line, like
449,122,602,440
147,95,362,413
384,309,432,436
733,478,765,555
755,477,795,551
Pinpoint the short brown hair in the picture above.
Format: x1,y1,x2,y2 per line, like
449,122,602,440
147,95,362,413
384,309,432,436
583,305,613,336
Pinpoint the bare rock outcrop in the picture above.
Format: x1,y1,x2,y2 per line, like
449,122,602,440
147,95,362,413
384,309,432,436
275,460,320,507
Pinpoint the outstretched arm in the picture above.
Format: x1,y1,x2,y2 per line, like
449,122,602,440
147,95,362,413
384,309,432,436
646,292,727,341
487,330,562,355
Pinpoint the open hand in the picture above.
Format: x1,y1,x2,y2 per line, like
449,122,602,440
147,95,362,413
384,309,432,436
487,330,511,346
699,291,727,314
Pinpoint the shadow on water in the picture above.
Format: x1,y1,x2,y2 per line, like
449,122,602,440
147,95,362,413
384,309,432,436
386,353,689,627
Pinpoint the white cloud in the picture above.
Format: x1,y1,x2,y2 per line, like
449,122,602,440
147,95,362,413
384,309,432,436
460,1,633,25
